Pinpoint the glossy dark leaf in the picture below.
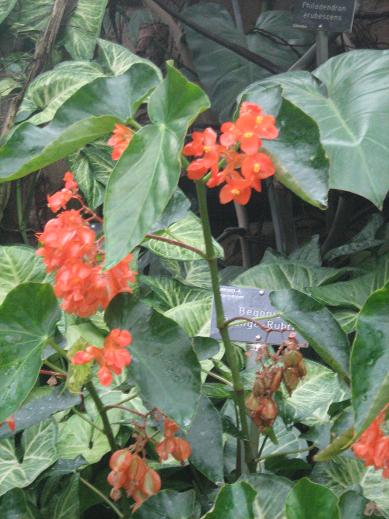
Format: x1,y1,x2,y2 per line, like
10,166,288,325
0,283,60,422
105,295,201,428
0,488,40,519
133,490,200,519
187,396,224,483
285,478,340,519
202,482,256,519
240,474,293,519
270,289,350,379
351,284,389,434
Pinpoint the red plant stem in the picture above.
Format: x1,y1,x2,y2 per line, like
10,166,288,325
145,233,206,258
39,369,66,378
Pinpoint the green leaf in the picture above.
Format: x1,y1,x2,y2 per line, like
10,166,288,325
0,283,60,422
133,490,199,519
148,62,210,139
96,39,161,78
0,65,160,182
141,275,209,312
282,361,348,426
8,0,53,39
325,214,384,261
361,467,389,518
149,188,191,233
270,289,350,378
104,64,209,267
164,297,213,337
285,478,340,519
240,474,293,519
0,77,19,97
351,284,389,434
0,0,17,24
233,261,344,292
19,61,104,125
0,488,40,519
240,82,329,209
105,296,202,428
64,0,108,60
339,491,369,519
0,420,57,497
0,245,49,304
261,417,308,460
183,6,313,120
187,396,224,483
0,386,80,440
161,259,212,289
68,142,113,209
275,50,389,209
202,482,256,519
45,474,80,519
144,212,223,261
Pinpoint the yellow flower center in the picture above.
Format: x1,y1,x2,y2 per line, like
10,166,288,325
253,163,261,173
203,145,211,152
231,188,240,196
256,116,263,125
243,132,253,139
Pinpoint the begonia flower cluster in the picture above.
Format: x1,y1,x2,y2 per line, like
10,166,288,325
71,329,132,386
107,449,161,511
183,102,278,205
37,172,136,318
352,405,389,477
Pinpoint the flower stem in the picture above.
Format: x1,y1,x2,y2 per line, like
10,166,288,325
195,180,255,474
86,381,131,518
16,180,28,244
80,476,123,518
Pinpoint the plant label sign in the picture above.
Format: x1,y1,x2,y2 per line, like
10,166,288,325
210,286,303,345
293,0,357,32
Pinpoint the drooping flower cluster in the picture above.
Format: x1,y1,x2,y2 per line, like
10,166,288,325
108,123,134,160
71,329,132,386
108,449,161,511
37,172,137,317
246,333,307,431
0,417,15,432
183,102,278,205
352,405,389,477
156,418,192,463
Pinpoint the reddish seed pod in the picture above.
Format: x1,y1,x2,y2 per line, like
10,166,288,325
283,350,303,368
283,367,300,395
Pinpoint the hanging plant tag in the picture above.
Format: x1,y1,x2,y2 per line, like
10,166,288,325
293,0,357,32
210,286,303,345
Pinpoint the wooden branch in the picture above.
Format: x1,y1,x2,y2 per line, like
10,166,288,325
1,0,74,138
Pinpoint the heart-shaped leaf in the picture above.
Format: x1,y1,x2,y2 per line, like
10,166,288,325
0,283,60,422
285,478,340,519
202,482,256,519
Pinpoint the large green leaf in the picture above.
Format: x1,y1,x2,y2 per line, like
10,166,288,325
64,0,108,60
240,83,329,209
42,474,80,519
104,64,209,267
274,50,389,209
0,65,160,182
282,361,348,426
351,284,389,434
202,482,256,519
144,212,224,261
0,420,57,497
285,478,340,519
8,0,53,39
0,283,60,422
0,246,49,304
19,61,104,125
270,290,350,378
96,39,161,77
261,417,308,460
183,5,313,120
240,474,292,519
133,490,199,519
0,0,17,24
187,396,224,483
0,488,40,519
105,296,202,428
0,386,80,440
164,297,212,337
233,261,344,292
